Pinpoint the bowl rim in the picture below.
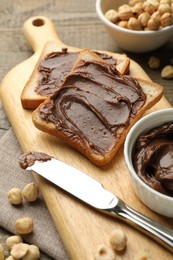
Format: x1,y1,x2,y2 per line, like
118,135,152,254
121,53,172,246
96,0,173,36
124,108,173,202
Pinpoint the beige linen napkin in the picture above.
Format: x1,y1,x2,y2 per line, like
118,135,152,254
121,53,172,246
0,128,69,260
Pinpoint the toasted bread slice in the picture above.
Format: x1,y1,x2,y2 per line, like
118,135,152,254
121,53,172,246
32,49,163,166
21,41,130,109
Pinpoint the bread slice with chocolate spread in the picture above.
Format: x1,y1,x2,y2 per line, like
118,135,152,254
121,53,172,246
32,49,163,166
21,41,130,109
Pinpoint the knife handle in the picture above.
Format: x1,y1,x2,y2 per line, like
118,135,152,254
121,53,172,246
104,199,173,253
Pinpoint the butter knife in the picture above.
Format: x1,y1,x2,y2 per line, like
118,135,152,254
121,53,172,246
24,153,173,253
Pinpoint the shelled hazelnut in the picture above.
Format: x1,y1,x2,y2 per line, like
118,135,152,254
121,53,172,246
15,217,34,234
148,56,160,69
127,17,142,30
5,236,40,260
117,20,128,28
104,0,173,31
161,65,173,79
118,4,133,21
138,12,150,27
160,12,172,27
109,229,127,251
22,183,39,202
131,2,143,17
23,245,40,260
105,9,118,23
11,243,30,259
7,188,23,205
147,16,160,30
129,0,143,7
6,235,23,251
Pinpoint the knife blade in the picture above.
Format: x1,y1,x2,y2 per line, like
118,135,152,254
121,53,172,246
25,153,173,253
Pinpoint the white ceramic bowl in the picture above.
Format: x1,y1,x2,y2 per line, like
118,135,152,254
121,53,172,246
96,0,173,53
124,109,173,217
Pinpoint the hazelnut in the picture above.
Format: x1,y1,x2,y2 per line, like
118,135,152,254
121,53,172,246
127,17,142,30
158,3,172,15
129,0,143,7
6,235,23,251
11,243,29,259
138,12,150,27
22,183,39,202
132,2,143,16
94,244,115,260
109,229,127,251
23,245,40,260
0,244,5,260
160,12,173,27
105,0,173,31
117,20,128,28
7,188,23,205
118,4,133,21
147,0,159,10
15,217,34,234
142,2,156,15
147,17,160,30
161,65,173,79
105,9,118,24
151,11,161,21
148,56,160,69
134,248,153,260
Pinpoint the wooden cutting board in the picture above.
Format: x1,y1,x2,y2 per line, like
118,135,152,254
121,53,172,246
0,16,172,260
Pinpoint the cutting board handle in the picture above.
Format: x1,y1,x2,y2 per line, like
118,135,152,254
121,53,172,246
23,16,63,53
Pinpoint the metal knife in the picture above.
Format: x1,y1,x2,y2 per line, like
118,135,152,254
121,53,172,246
25,155,173,253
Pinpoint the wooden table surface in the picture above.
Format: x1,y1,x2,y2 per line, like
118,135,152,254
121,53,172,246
0,0,173,259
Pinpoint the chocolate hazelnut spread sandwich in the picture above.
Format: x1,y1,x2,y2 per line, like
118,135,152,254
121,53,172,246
32,49,163,166
21,41,130,109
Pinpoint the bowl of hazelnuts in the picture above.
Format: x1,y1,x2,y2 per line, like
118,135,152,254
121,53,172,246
96,0,173,53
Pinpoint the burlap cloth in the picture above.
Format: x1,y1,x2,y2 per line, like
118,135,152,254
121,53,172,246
0,128,69,259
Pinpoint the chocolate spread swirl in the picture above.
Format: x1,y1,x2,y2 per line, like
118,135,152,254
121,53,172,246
36,48,118,96
19,152,52,169
133,122,173,197
38,60,146,156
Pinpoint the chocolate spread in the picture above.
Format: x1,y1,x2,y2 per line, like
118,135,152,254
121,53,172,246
133,122,173,197
19,152,52,169
36,49,118,96
38,60,146,156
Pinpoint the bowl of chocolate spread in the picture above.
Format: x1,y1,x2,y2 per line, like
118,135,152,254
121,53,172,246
124,108,173,217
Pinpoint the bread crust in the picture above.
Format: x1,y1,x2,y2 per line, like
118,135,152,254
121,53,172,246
21,41,130,109
32,49,163,166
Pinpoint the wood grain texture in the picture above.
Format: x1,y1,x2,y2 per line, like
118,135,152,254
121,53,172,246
0,15,173,260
